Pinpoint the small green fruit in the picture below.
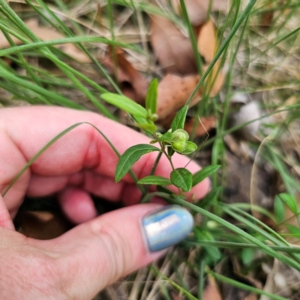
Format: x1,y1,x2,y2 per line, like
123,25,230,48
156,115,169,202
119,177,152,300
181,141,197,154
171,140,187,152
171,129,189,142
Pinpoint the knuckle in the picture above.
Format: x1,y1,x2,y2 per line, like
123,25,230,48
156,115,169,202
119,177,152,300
93,222,133,284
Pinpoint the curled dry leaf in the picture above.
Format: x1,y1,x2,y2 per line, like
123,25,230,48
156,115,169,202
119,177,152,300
0,19,90,63
150,14,196,75
156,74,201,119
102,47,148,104
172,0,229,26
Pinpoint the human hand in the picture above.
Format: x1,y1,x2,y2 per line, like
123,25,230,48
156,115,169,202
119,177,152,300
0,106,210,299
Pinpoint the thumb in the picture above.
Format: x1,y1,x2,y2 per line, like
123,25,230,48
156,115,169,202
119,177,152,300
46,204,193,299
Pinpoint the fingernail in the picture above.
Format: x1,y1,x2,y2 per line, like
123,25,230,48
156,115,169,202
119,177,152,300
142,205,194,252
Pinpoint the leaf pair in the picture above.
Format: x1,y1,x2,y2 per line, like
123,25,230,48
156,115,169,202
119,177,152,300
116,143,220,192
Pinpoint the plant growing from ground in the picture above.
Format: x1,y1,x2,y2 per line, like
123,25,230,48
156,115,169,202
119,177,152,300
102,79,219,198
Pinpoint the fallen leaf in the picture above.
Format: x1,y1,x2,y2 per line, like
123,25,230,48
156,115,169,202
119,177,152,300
244,294,257,300
17,211,71,240
96,3,105,30
150,14,197,75
172,0,229,26
156,74,201,119
260,0,274,29
184,116,216,137
171,292,184,300
203,274,222,300
198,19,217,63
102,47,148,104
198,19,225,97
0,19,90,63
156,69,223,126
203,62,225,96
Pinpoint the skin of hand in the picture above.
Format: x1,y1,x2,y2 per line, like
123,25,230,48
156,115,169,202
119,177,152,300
0,106,210,299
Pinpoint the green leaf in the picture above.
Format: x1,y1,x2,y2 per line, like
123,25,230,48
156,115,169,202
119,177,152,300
192,165,220,187
157,185,173,194
279,193,298,215
194,228,221,262
241,248,255,265
145,78,158,114
115,144,160,182
197,187,221,208
170,168,192,192
101,93,147,117
138,175,171,186
286,224,300,240
274,195,285,223
171,106,188,131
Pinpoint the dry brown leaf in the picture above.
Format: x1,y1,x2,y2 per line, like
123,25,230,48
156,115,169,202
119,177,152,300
102,47,148,104
172,0,229,26
156,69,223,123
203,62,225,96
156,74,201,119
171,292,184,300
18,211,70,240
198,19,216,63
260,0,274,29
184,116,216,137
197,19,225,96
244,294,258,300
0,19,90,63
203,274,222,300
150,14,196,75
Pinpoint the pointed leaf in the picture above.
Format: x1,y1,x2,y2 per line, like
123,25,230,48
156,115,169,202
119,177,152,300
138,175,171,186
170,168,192,192
286,224,300,240
171,106,188,131
274,195,285,223
145,78,158,114
279,193,298,215
115,144,160,182
198,187,221,208
101,93,147,117
241,248,255,265
192,165,220,187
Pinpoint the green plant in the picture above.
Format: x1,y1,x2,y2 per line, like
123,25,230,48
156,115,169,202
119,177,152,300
102,79,218,196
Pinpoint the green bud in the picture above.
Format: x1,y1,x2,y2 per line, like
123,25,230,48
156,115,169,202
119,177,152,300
181,141,197,154
171,140,187,152
148,113,158,122
171,129,189,142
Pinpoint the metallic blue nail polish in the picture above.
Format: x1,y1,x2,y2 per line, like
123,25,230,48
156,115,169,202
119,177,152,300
142,205,194,252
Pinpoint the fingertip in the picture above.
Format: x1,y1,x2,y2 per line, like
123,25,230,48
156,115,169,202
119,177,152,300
58,187,97,224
